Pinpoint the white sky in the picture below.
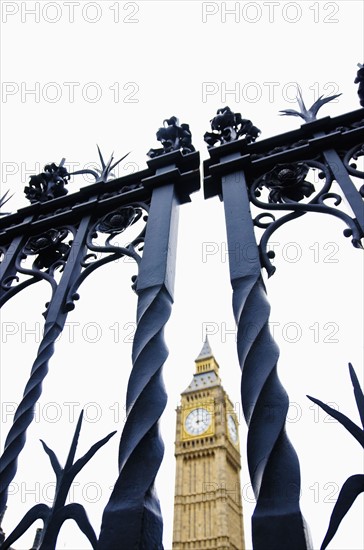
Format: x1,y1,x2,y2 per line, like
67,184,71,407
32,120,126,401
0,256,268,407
1,1,363,549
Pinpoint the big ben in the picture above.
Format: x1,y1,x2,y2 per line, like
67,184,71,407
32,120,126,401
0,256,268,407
172,338,245,549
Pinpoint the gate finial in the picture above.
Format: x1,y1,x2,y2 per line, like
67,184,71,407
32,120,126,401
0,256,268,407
354,63,364,106
279,86,342,123
204,106,260,146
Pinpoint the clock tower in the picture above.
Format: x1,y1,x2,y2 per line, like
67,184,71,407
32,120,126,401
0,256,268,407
172,338,245,549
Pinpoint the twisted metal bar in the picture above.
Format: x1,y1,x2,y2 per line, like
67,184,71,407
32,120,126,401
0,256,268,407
98,181,179,549
0,320,64,515
0,217,91,515
221,167,310,550
98,284,171,549
234,275,309,548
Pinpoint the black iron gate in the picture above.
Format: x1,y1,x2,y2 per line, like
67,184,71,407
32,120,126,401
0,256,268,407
0,79,363,549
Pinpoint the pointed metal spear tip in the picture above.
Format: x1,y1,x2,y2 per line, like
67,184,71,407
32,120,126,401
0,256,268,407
109,151,131,172
0,190,15,203
96,144,106,169
348,362,357,378
279,109,301,116
310,93,343,114
296,86,307,112
64,409,84,470
348,363,356,382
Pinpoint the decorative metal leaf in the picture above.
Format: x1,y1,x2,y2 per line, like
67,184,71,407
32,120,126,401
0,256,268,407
70,429,116,478
309,93,342,118
1,411,115,549
58,503,98,549
296,87,307,114
69,147,130,183
39,440,62,478
321,474,364,550
64,409,84,471
1,504,49,550
97,144,106,170
308,365,364,549
306,395,364,447
280,86,342,122
349,363,364,429
0,190,13,217
278,108,303,118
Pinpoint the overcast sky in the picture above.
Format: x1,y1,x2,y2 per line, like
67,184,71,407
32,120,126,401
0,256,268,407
1,1,363,549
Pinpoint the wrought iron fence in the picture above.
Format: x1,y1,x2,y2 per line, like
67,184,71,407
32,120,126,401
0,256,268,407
0,120,200,550
0,71,363,549
203,93,364,550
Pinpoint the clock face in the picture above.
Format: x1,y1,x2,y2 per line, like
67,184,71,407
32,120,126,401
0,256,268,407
185,407,211,436
228,414,238,444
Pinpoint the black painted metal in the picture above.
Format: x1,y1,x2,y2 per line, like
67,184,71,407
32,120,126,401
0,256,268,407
203,106,364,549
0,125,200,549
0,216,91,515
308,363,364,549
1,411,115,550
0,98,362,548
98,149,200,549
206,150,310,550
355,64,364,107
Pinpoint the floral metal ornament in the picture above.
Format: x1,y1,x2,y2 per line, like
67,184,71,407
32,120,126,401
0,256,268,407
24,229,72,270
147,116,195,158
354,63,364,107
255,162,315,203
249,157,363,278
279,87,342,123
69,146,130,183
204,106,261,146
24,159,70,204
307,364,364,550
96,206,143,234
1,410,116,550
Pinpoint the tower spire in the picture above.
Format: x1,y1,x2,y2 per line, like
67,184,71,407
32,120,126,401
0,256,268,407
194,337,220,376
195,335,213,361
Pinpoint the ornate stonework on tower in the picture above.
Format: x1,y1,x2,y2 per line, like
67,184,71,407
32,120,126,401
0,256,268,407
172,338,245,550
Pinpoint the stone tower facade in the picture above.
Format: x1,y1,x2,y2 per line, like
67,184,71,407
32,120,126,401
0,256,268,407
172,338,245,550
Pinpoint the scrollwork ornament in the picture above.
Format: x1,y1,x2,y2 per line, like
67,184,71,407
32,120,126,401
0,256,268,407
65,204,148,310
250,160,363,276
343,144,364,190
0,227,75,309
